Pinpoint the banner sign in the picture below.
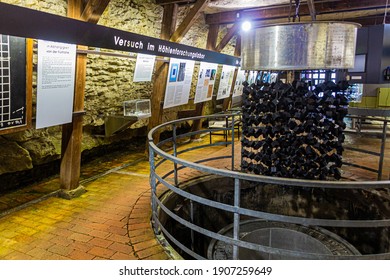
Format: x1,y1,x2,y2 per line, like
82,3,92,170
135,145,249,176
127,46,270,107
0,3,240,67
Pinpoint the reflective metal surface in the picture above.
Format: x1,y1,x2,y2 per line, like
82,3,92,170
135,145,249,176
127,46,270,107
241,21,361,70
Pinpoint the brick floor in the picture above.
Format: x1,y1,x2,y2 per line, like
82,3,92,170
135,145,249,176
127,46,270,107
0,135,233,260
0,133,387,260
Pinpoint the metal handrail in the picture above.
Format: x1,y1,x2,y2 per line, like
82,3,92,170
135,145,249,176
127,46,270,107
148,113,390,260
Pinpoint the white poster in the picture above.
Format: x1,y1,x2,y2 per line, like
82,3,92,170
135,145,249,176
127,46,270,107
163,58,195,109
194,62,218,104
36,40,76,129
216,65,235,100
133,53,156,82
233,68,246,97
248,70,258,85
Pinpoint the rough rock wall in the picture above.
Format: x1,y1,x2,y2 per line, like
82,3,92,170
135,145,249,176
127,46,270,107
0,0,164,178
0,0,68,176
0,0,236,181
85,0,162,127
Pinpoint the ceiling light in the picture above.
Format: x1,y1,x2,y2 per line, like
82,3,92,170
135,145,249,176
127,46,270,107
241,21,252,32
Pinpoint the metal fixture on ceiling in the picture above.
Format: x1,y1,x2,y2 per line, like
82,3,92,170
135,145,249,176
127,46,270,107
241,21,361,70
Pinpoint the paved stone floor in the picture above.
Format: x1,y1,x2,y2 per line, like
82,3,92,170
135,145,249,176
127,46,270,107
0,135,232,260
0,131,389,260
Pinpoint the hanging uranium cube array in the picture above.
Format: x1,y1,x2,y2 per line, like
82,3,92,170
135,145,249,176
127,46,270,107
241,80,349,180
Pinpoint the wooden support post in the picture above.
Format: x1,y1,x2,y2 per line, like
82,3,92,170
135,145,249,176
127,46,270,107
191,24,219,138
60,46,87,198
59,0,87,198
148,1,209,145
148,4,178,143
59,0,110,198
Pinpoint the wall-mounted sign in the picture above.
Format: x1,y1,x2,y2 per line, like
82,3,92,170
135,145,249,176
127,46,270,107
233,68,246,97
217,65,235,100
0,3,240,67
36,40,76,129
163,58,195,109
194,62,218,104
248,70,258,85
0,34,30,134
133,53,156,82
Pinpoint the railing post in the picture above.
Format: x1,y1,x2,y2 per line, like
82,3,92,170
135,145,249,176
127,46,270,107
149,141,159,234
232,177,240,260
173,123,179,186
225,116,228,143
190,199,195,251
378,120,387,180
231,114,235,171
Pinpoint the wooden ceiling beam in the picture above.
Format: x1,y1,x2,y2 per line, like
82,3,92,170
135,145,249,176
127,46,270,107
206,24,219,51
161,3,179,40
81,0,110,24
215,23,239,53
156,0,196,5
206,0,389,25
344,14,390,26
170,0,210,42
250,7,388,28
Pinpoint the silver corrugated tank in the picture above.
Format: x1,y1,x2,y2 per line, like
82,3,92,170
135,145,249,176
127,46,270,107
241,21,361,70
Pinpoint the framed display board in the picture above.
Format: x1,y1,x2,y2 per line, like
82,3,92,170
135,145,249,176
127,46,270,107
0,34,32,135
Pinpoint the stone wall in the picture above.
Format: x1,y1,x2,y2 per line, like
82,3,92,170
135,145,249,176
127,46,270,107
0,0,68,179
0,0,236,187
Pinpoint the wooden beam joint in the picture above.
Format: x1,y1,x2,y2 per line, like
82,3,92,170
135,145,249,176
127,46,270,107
170,0,210,42
81,0,110,24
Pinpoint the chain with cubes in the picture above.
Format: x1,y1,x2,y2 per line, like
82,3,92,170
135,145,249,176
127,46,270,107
241,79,349,180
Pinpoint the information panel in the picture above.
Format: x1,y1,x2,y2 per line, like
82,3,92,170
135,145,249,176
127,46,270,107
133,53,156,82
194,62,218,104
0,34,27,133
163,58,195,109
36,40,76,129
232,68,246,97
216,65,235,100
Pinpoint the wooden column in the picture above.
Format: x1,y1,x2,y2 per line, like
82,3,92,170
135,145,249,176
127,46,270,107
60,0,110,198
59,0,87,198
148,1,209,145
148,4,178,143
191,24,219,136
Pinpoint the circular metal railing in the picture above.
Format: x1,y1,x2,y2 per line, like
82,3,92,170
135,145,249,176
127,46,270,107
148,113,390,260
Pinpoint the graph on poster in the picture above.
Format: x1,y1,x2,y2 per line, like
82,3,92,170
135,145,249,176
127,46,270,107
0,34,27,131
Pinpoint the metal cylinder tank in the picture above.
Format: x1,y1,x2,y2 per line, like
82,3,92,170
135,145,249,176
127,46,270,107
241,21,361,70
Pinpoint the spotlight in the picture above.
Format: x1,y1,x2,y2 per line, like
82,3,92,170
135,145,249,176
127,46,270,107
241,21,252,32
